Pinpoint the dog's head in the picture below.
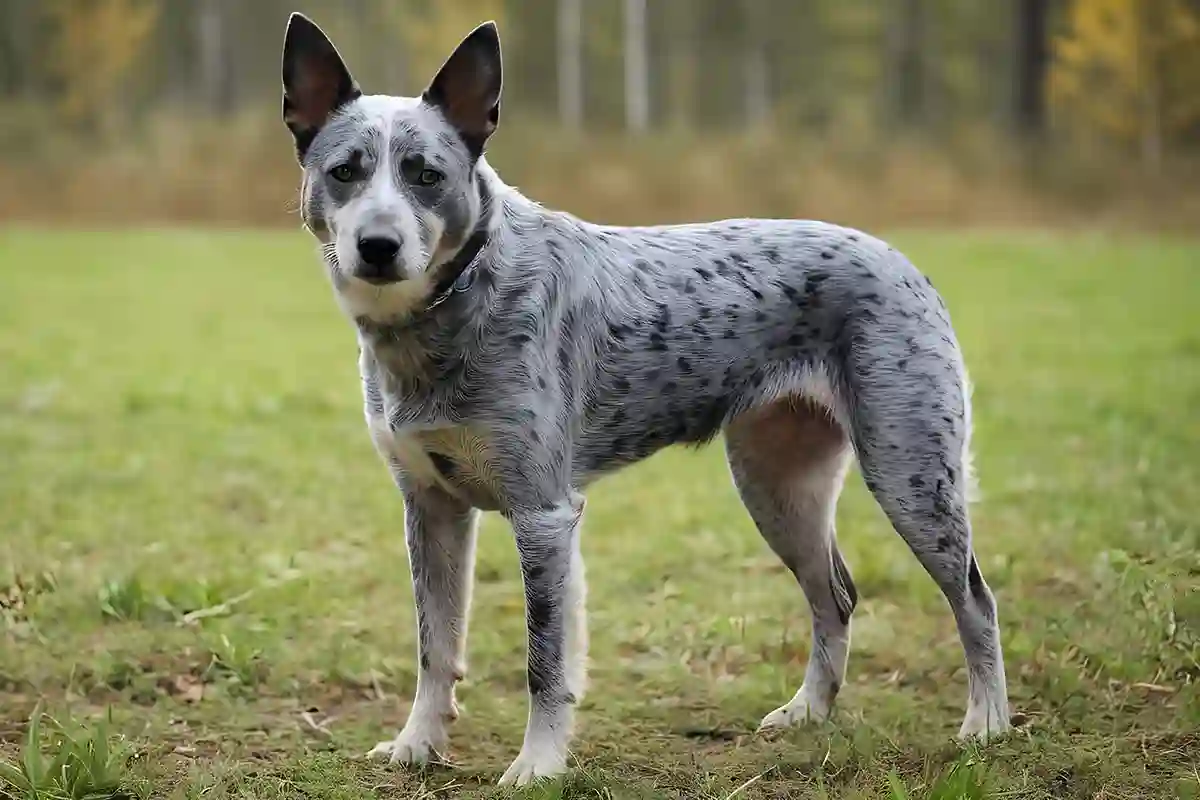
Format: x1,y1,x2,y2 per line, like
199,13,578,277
281,14,501,319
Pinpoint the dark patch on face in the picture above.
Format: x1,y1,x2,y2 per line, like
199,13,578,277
695,266,713,281
648,333,668,351
755,310,768,323
420,653,431,671
635,259,653,273
676,356,692,373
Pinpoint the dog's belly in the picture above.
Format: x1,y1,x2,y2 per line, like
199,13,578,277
370,419,503,510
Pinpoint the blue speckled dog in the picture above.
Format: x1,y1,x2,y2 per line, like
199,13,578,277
280,14,1011,786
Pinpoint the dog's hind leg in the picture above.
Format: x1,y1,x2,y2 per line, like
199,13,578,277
725,398,856,729
843,328,1010,740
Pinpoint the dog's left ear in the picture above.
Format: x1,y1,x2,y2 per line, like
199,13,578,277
282,12,361,161
423,21,502,157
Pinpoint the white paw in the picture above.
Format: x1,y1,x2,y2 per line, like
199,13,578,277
497,745,567,787
956,706,1011,742
757,687,832,731
367,726,448,766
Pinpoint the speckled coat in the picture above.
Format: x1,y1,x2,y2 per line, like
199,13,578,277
280,14,1011,787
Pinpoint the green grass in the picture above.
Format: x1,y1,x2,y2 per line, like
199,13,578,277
0,227,1197,799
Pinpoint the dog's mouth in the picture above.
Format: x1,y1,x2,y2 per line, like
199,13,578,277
357,272,403,286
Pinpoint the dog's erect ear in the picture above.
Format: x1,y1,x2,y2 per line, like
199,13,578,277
423,22,502,157
281,13,361,160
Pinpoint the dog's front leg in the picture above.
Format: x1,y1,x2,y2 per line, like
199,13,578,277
497,494,588,786
369,485,478,766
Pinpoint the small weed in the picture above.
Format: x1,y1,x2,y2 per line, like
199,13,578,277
886,752,993,800
201,630,268,689
0,705,134,800
97,576,166,623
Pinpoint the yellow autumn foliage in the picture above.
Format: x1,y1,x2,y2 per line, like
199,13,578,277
1050,0,1200,156
43,0,159,130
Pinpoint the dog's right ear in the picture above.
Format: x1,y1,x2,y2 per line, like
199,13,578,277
281,13,361,161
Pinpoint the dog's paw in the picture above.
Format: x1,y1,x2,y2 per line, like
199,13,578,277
367,727,448,766
497,745,567,787
955,708,1012,743
757,688,832,731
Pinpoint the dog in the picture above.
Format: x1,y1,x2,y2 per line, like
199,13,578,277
279,13,1011,786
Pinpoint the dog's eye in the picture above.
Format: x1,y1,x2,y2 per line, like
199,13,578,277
329,164,357,183
417,168,444,187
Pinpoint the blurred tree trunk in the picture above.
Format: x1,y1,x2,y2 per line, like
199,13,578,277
0,0,24,96
741,0,770,128
557,0,583,129
663,0,696,131
886,0,925,128
1012,0,1050,137
1137,0,1164,172
624,0,649,131
160,0,195,106
197,0,234,115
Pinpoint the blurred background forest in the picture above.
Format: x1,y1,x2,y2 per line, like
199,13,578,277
1,0,1199,230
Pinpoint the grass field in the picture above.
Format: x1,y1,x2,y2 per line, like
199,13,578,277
0,228,1197,799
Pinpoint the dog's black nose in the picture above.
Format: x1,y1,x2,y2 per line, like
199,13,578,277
357,236,401,268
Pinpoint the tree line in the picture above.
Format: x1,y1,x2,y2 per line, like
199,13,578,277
2,0,1199,168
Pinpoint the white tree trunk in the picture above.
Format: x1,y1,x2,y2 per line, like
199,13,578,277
198,0,232,115
624,0,650,132
557,0,583,130
743,43,769,127
742,0,770,128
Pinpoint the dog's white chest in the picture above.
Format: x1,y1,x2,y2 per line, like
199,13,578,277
368,418,502,510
